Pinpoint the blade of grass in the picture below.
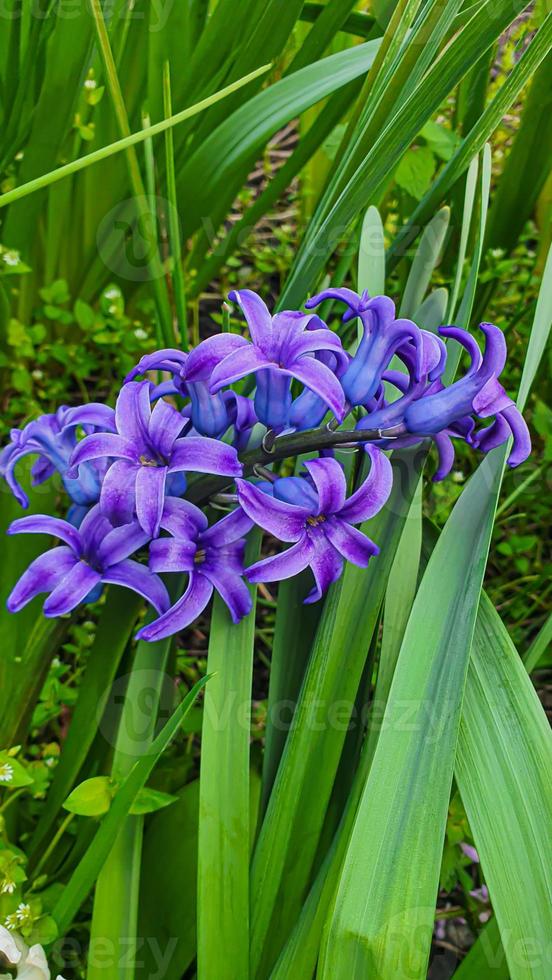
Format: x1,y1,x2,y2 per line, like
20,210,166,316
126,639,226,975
399,206,450,317
523,612,552,673
0,65,272,210
52,674,210,937
163,60,188,348
197,531,260,980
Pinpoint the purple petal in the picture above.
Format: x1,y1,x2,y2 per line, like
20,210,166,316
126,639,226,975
135,465,168,537
305,287,363,316
502,405,531,467
7,515,82,554
169,437,242,477
125,349,188,383
432,432,456,482
100,459,138,526
62,403,117,432
148,399,187,457
286,358,346,422
97,522,150,567
236,479,310,542
439,327,483,374
79,505,115,553
305,535,344,603
323,517,379,566
246,536,313,583
161,496,208,536
136,572,213,642
7,547,77,612
479,322,507,378
103,559,170,614
43,561,102,616
115,381,152,444
210,345,272,393
303,457,347,515
472,376,512,418
339,446,393,524
184,334,249,382
284,328,344,361
228,289,273,348
202,565,252,623
68,433,137,476
149,538,197,573
200,507,254,547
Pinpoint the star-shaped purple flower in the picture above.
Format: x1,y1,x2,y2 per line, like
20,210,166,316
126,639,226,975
136,500,254,642
237,450,392,603
6,505,169,617
305,288,423,406
208,290,346,430
404,323,531,466
67,382,242,537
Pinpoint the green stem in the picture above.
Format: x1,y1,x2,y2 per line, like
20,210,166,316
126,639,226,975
186,423,409,504
33,812,75,880
163,61,188,348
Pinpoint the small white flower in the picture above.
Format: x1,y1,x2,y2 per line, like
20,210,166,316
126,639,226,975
84,77,97,90
104,287,119,299
0,763,14,783
1,249,20,267
15,904,31,925
134,328,147,340
1,877,16,894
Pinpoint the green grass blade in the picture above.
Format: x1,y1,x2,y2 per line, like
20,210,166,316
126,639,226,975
87,623,178,980
398,206,450,317
52,674,210,937
0,65,271,210
523,612,552,673
386,15,552,271
447,154,480,321
260,571,323,817
197,531,261,980
163,60,188,348
456,593,552,980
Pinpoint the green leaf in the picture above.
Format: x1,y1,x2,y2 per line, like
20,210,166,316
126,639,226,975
420,119,459,160
399,206,450,317
357,205,385,297
63,777,113,817
456,594,552,980
0,751,34,788
197,531,261,980
129,787,178,816
394,144,435,199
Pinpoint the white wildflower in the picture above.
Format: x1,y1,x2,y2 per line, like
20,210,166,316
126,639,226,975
0,877,16,894
1,249,20,267
0,763,14,783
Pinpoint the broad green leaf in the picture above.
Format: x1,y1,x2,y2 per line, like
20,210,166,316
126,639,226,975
358,205,385,296
197,531,261,980
456,593,552,980
412,287,448,332
129,787,178,815
52,674,210,936
394,144,436,200
179,41,381,237
63,777,113,817
251,450,421,977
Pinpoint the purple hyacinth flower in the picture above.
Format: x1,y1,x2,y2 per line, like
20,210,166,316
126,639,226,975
136,502,254,642
404,323,531,467
0,404,116,508
237,449,392,603
289,347,351,431
305,288,423,406
6,505,169,617
209,290,346,430
68,382,242,537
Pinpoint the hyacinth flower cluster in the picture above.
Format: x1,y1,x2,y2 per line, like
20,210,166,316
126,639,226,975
1,288,530,641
